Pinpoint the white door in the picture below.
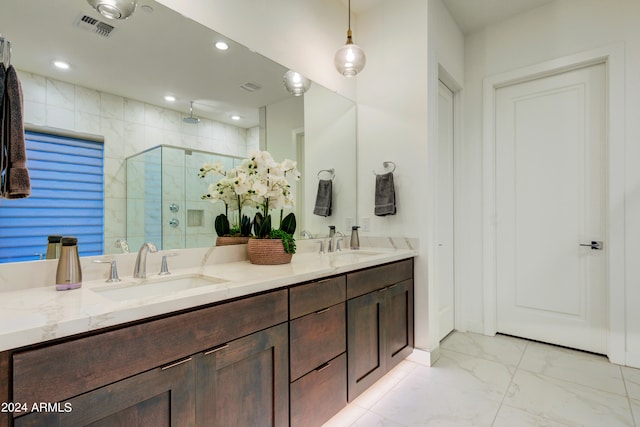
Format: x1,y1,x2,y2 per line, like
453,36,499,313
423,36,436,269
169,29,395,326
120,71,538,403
437,80,455,341
495,63,607,354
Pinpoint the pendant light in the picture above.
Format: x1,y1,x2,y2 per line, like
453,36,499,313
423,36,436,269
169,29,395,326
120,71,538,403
334,0,366,77
87,0,137,20
283,70,311,96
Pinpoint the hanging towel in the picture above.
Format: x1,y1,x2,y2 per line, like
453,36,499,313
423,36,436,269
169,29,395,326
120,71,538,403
2,65,30,199
313,179,333,217
374,172,396,216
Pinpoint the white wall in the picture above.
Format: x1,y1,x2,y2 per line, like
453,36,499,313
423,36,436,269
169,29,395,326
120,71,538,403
355,0,432,350
460,0,640,366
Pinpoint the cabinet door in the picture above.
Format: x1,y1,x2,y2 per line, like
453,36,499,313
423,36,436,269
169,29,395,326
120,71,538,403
14,357,195,427
347,290,386,401
196,323,289,427
385,279,414,370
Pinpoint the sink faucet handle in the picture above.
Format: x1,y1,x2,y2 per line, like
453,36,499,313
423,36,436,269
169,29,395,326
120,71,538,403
93,258,121,283
335,238,343,252
317,240,325,254
158,252,178,276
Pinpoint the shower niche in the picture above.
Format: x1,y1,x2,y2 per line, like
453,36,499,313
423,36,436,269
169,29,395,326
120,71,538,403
126,145,243,251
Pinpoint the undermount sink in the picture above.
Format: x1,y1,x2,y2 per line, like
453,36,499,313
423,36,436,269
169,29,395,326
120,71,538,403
328,250,384,264
92,274,229,302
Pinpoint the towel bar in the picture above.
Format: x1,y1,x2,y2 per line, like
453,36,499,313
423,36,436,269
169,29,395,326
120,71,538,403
372,161,396,175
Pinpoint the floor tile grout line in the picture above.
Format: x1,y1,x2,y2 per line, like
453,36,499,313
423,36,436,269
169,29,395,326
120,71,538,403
490,338,529,426
621,365,638,426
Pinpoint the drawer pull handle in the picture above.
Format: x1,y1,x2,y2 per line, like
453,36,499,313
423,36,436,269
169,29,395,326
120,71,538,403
316,362,331,372
204,343,230,355
315,307,330,315
389,284,399,290
378,287,389,293
161,357,192,371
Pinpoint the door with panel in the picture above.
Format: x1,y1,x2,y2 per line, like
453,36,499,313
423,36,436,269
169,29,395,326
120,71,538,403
495,63,606,354
437,79,456,341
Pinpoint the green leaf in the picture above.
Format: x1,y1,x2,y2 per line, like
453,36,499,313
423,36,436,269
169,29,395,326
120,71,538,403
214,214,230,236
280,212,297,235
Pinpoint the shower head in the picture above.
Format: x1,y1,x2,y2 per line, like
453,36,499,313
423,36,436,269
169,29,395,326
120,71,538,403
183,101,200,124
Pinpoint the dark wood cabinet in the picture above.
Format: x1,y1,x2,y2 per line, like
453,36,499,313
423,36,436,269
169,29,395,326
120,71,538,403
14,355,195,427
196,323,289,427
347,260,414,401
289,276,347,427
10,290,288,427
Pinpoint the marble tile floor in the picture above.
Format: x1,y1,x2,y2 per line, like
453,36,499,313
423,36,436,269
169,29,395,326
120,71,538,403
324,331,640,426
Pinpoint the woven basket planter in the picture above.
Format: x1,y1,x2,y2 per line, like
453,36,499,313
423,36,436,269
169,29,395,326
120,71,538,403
216,236,250,246
247,238,293,265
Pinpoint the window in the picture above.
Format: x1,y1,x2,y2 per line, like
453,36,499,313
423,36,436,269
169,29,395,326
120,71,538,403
0,131,104,263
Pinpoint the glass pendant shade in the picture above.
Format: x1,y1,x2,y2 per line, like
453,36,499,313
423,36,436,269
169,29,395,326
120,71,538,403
334,37,366,77
283,70,311,96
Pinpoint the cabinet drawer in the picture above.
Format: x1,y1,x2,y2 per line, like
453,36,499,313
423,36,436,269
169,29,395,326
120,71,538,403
347,258,413,299
290,353,347,427
290,275,345,319
290,302,346,381
13,289,288,406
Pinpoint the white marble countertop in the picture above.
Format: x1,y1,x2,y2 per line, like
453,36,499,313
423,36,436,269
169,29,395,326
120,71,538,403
0,247,415,352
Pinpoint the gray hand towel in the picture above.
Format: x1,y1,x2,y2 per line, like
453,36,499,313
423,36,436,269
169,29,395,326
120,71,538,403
313,179,332,217
2,65,30,199
374,172,396,216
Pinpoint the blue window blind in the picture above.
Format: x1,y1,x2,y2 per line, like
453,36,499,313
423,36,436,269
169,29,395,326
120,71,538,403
0,131,104,263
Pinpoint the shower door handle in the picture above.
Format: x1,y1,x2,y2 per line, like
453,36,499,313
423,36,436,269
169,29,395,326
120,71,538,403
579,241,603,250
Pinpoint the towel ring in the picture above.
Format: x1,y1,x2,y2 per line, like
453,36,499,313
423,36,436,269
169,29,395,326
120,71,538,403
372,161,396,175
317,168,335,180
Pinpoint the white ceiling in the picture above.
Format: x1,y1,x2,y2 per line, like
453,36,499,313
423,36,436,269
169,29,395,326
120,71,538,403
441,0,555,34
342,0,554,34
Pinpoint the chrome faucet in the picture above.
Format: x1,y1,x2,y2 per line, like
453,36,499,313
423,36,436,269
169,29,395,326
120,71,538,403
114,238,129,253
133,242,158,278
327,226,345,253
327,226,336,252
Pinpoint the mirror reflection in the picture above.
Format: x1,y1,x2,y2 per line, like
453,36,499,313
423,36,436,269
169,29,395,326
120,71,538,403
0,0,356,262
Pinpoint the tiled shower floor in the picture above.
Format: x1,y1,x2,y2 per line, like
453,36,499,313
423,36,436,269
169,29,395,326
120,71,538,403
324,331,640,426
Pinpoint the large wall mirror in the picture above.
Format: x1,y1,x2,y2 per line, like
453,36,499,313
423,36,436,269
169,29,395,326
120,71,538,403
0,0,356,262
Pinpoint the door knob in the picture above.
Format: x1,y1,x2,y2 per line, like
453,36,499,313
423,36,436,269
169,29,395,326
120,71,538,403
580,241,603,250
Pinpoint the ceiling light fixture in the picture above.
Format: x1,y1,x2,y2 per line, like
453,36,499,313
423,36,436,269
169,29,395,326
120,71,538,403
231,115,241,121
334,0,366,77
86,0,137,20
164,95,176,102
53,60,70,70
283,70,311,96
215,41,229,51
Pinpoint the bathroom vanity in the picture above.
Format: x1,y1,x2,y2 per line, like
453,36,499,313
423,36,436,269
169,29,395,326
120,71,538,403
0,251,414,427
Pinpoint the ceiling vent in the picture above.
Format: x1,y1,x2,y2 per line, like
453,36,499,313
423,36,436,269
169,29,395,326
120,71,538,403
240,82,262,92
74,14,117,38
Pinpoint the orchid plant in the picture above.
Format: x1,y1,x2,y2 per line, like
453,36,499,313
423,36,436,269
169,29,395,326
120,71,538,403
200,150,300,252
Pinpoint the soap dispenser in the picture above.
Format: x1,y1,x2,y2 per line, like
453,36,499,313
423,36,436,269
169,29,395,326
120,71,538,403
46,235,63,259
350,226,360,250
56,237,82,291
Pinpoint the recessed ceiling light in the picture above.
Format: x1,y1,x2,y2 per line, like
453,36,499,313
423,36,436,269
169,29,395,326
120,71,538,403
231,115,241,121
215,41,229,51
164,95,176,102
53,61,70,70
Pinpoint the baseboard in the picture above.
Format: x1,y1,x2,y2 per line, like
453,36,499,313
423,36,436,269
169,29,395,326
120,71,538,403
407,347,440,366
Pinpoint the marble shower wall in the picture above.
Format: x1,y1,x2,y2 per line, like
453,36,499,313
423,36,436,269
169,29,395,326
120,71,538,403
19,70,258,254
